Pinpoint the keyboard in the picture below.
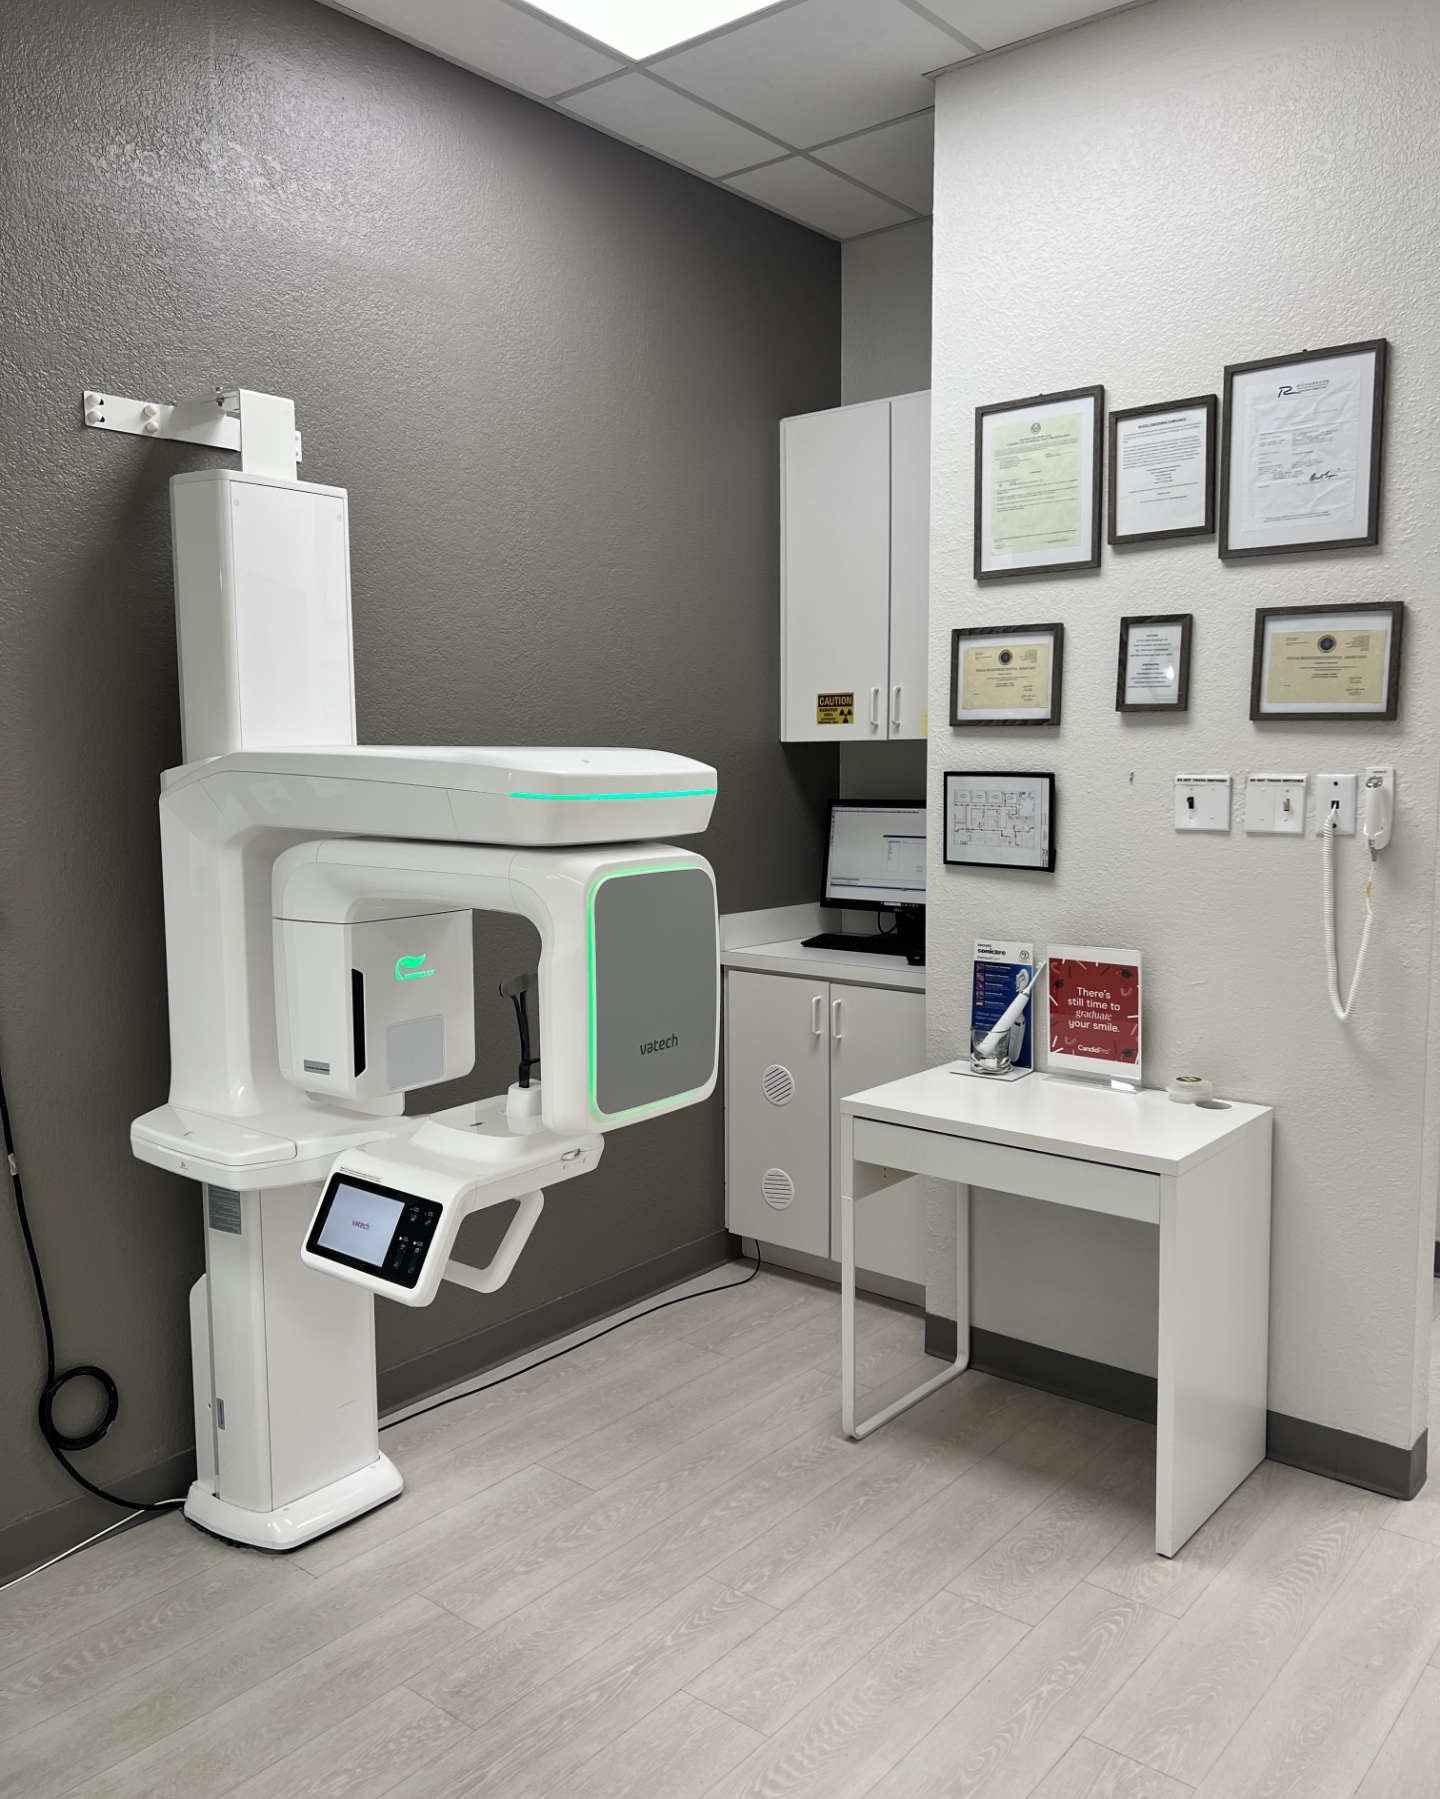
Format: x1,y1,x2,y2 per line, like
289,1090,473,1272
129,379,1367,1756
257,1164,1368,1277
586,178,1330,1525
802,932,923,964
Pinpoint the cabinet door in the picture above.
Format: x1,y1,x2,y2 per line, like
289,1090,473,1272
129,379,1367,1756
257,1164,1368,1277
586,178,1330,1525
781,402,891,743
828,982,927,1285
887,391,930,741
725,971,831,1258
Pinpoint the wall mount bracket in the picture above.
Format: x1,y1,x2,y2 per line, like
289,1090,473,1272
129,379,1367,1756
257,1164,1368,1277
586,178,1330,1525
81,386,302,482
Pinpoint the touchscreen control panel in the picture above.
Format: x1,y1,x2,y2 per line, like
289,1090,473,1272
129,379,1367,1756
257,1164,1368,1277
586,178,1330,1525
306,1173,444,1290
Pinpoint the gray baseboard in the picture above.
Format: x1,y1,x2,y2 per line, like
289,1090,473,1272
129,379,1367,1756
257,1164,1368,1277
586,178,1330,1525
737,1237,924,1310
0,1448,196,1587
1266,1414,1428,1501
926,1314,1157,1423
378,1229,736,1415
924,1313,1427,1502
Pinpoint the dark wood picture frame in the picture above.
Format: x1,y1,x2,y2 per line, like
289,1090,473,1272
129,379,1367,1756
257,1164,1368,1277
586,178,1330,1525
943,771,1057,871
974,386,1104,581
1248,600,1404,722
1107,396,1217,545
1116,614,1193,713
950,623,1065,728
1219,339,1387,560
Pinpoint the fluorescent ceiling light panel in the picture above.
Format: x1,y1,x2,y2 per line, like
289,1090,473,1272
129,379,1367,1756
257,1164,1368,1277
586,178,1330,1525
526,2,777,60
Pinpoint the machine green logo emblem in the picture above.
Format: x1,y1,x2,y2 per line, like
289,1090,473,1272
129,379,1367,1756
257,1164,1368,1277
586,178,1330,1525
394,954,435,982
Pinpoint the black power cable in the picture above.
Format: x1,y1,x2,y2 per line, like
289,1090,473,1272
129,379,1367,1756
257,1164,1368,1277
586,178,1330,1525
4,1024,763,1519
1,1053,183,1513
382,1242,762,1434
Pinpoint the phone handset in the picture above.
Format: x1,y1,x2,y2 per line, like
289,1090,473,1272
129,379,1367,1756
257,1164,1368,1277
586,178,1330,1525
1324,766,1393,1022
1362,765,1394,852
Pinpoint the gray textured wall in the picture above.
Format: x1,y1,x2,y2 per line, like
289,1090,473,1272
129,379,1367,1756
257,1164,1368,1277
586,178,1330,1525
0,0,838,1536
841,219,932,406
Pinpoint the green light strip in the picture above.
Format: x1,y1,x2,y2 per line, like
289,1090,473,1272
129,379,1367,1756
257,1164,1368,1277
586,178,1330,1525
511,788,716,801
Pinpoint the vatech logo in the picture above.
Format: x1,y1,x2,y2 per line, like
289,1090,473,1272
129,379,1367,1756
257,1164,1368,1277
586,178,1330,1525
640,1034,679,1056
394,954,435,982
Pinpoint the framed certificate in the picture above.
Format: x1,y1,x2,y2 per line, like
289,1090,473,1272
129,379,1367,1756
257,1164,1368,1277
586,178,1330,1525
1249,601,1403,721
1116,614,1192,712
944,772,1056,871
1220,340,1387,559
950,623,1064,727
1107,396,1216,544
975,387,1103,580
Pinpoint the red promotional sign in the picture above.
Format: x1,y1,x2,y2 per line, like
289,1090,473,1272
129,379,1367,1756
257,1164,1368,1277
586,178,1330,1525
1047,951,1141,1076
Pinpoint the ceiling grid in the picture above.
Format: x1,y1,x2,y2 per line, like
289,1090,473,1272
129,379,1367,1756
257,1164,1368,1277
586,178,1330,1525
318,0,1134,238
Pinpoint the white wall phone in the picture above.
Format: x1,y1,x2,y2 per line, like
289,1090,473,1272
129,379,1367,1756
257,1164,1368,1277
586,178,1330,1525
1320,765,1394,1021
131,454,721,1550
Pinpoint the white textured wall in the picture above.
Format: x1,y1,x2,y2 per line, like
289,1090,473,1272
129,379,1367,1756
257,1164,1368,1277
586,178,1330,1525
841,218,932,405
927,0,1440,1449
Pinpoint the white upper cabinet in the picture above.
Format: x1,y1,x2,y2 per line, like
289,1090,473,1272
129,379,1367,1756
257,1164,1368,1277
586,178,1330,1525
780,391,931,743
887,391,930,742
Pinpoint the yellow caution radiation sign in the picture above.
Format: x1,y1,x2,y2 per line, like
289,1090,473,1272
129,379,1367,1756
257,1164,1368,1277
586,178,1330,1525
816,691,854,726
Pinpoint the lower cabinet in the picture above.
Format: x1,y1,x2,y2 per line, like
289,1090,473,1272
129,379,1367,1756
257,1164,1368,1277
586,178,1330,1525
724,968,927,1286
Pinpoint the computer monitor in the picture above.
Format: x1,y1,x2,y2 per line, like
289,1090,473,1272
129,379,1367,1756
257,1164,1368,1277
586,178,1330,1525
823,801,926,912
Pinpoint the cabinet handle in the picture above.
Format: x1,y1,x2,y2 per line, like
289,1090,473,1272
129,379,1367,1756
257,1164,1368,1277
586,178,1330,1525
831,997,843,1040
891,684,902,727
812,994,823,1037
869,686,882,729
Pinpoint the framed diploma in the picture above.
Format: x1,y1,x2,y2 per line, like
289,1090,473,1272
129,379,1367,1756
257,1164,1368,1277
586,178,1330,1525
1249,601,1403,722
1220,339,1387,559
1107,396,1216,544
1116,614,1192,712
944,772,1056,871
975,387,1104,580
950,623,1064,728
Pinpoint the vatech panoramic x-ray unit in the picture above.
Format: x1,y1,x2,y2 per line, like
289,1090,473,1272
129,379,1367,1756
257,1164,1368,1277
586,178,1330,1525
126,392,719,1550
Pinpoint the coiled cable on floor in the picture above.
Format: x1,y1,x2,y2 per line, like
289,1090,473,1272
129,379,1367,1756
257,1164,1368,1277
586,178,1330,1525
1,1047,183,1512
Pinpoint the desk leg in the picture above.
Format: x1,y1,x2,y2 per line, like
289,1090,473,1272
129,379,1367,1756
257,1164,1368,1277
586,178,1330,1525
1155,1134,1272,1556
842,1111,970,1440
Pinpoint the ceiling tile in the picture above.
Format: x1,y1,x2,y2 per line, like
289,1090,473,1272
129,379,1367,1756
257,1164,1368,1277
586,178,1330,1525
654,0,968,148
814,109,932,212
725,156,914,239
918,0,1112,53
560,73,781,177
320,0,622,98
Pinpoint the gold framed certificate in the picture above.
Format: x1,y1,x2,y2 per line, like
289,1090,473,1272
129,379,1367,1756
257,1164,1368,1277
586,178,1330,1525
1249,602,1403,721
975,387,1104,580
950,624,1064,727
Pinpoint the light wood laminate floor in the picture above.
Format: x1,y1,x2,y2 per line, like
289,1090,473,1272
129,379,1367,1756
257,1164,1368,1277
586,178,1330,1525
6,1265,1440,1799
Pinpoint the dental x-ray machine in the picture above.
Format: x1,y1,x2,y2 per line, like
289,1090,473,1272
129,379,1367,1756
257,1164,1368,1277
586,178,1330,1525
128,400,719,1550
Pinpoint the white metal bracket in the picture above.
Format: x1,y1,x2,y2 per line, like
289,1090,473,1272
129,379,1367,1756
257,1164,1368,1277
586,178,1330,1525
81,386,302,481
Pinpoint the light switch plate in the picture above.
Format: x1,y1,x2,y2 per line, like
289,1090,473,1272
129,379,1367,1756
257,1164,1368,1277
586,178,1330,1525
1245,773,1306,835
1175,774,1231,832
1316,773,1357,835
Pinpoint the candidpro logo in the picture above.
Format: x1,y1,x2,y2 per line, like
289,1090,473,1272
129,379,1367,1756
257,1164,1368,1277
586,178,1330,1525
395,954,436,983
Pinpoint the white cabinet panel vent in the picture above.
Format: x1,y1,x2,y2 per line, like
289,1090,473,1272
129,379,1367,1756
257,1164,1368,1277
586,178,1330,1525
762,1168,796,1210
762,1063,796,1106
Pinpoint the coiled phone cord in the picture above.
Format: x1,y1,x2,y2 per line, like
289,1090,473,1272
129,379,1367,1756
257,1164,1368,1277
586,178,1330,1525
0,1048,183,1513
1322,814,1376,1022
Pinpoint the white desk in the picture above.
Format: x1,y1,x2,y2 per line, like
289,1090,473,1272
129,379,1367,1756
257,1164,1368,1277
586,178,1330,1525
840,1067,1272,1556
